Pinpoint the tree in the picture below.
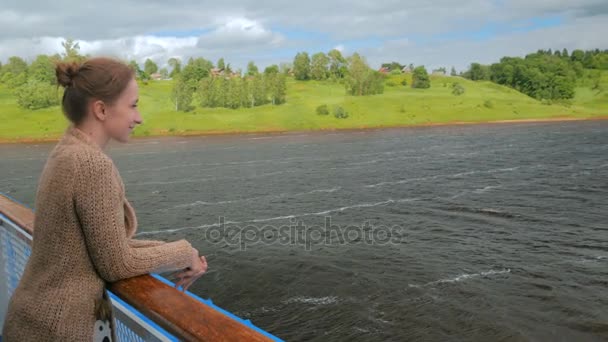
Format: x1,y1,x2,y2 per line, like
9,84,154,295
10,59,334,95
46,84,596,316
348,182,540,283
279,63,292,75
171,76,193,111
181,57,213,83
15,80,60,109
381,62,404,71
168,57,182,78
328,49,347,80
412,66,431,88
1,56,28,89
252,74,267,106
159,68,169,79
217,58,225,70
1,56,28,78
264,64,279,75
144,59,158,75
246,61,259,76
451,82,465,95
571,49,584,62
28,55,56,84
344,53,385,96
61,38,84,62
465,63,490,80
311,52,329,80
450,66,457,76
128,60,149,81
293,52,311,80
267,73,287,105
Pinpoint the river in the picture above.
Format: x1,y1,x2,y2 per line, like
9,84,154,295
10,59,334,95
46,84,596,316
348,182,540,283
1,121,607,341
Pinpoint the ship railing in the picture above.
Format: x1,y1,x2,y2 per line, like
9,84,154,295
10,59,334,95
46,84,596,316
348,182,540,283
0,193,281,341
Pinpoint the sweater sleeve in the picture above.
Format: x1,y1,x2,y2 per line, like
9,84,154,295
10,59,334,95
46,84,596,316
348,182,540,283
73,152,193,282
128,238,167,248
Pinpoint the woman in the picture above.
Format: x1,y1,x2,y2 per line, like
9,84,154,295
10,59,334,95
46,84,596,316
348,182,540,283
1,57,207,341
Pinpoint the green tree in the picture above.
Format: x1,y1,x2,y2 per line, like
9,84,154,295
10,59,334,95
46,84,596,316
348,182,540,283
450,66,457,76
2,72,28,89
217,58,225,70
412,66,431,88
28,55,56,84
168,58,182,78
247,61,259,76
345,53,385,96
279,63,292,75
571,49,584,62
181,57,213,83
1,56,28,78
381,62,405,71
264,64,279,75
61,38,84,62
144,59,158,75
159,68,169,79
129,60,143,78
252,74,267,105
171,76,193,111
15,80,60,109
328,49,347,80
311,52,329,80
465,63,490,80
293,52,311,80
451,82,465,95
267,73,287,104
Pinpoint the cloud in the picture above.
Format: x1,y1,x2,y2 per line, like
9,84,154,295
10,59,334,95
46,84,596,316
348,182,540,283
358,14,608,71
196,17,285,51
0,1,606,70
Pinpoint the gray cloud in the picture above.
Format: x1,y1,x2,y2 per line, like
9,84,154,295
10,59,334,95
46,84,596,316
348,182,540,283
0,1,606,71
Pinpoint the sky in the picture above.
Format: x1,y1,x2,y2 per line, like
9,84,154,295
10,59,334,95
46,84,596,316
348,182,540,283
0,0,607,72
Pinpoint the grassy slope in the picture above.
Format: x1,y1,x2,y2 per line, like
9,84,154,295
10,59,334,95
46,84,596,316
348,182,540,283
1,72,606,141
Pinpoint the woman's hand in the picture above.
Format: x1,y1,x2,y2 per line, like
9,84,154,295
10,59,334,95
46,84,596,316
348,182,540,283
171,248,208,292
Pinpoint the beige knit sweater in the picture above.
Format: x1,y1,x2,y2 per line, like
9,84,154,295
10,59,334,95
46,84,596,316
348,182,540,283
2,124,194,341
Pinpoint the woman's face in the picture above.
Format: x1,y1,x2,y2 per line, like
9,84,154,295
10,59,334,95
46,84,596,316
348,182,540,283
103,78,142,143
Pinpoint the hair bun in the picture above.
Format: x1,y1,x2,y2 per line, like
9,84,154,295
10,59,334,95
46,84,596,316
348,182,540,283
55,62,81,88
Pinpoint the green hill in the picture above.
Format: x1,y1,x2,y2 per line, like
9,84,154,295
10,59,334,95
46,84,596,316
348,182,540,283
1,73,606,142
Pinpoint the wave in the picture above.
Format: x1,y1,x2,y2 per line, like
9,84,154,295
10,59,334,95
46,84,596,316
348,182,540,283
365,166,524,188
250,197,419,223
129,170,295,186
139,197,418,235
283,296,338,305
168,186,343,209
409,269,511,288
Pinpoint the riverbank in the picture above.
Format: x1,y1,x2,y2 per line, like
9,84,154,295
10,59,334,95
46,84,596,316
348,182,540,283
1,115,606,145
1,74,606,144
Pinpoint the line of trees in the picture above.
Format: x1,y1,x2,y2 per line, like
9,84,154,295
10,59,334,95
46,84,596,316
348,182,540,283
196,72,287,109
292,50,386,96
463,49,608,100
0,39,86,109
170,57,287,111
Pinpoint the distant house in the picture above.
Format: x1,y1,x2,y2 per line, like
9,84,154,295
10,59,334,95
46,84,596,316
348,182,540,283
378,67,390,74
432,69,447,76
210,68,224,77
150,72,162,80
402,66,412,73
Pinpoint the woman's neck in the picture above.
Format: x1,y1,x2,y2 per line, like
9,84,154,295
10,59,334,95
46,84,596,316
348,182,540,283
75,122,110,149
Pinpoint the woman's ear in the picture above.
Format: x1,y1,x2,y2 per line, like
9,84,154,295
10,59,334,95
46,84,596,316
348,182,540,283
91,100,106,122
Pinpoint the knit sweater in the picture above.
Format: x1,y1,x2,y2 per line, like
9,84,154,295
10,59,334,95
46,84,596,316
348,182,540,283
2,123,194,341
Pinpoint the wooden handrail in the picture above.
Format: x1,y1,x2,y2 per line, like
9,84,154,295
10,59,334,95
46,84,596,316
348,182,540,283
0,193,275,342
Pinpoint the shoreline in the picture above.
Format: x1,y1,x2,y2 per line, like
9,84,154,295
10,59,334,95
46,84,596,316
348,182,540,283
1,115,607,145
